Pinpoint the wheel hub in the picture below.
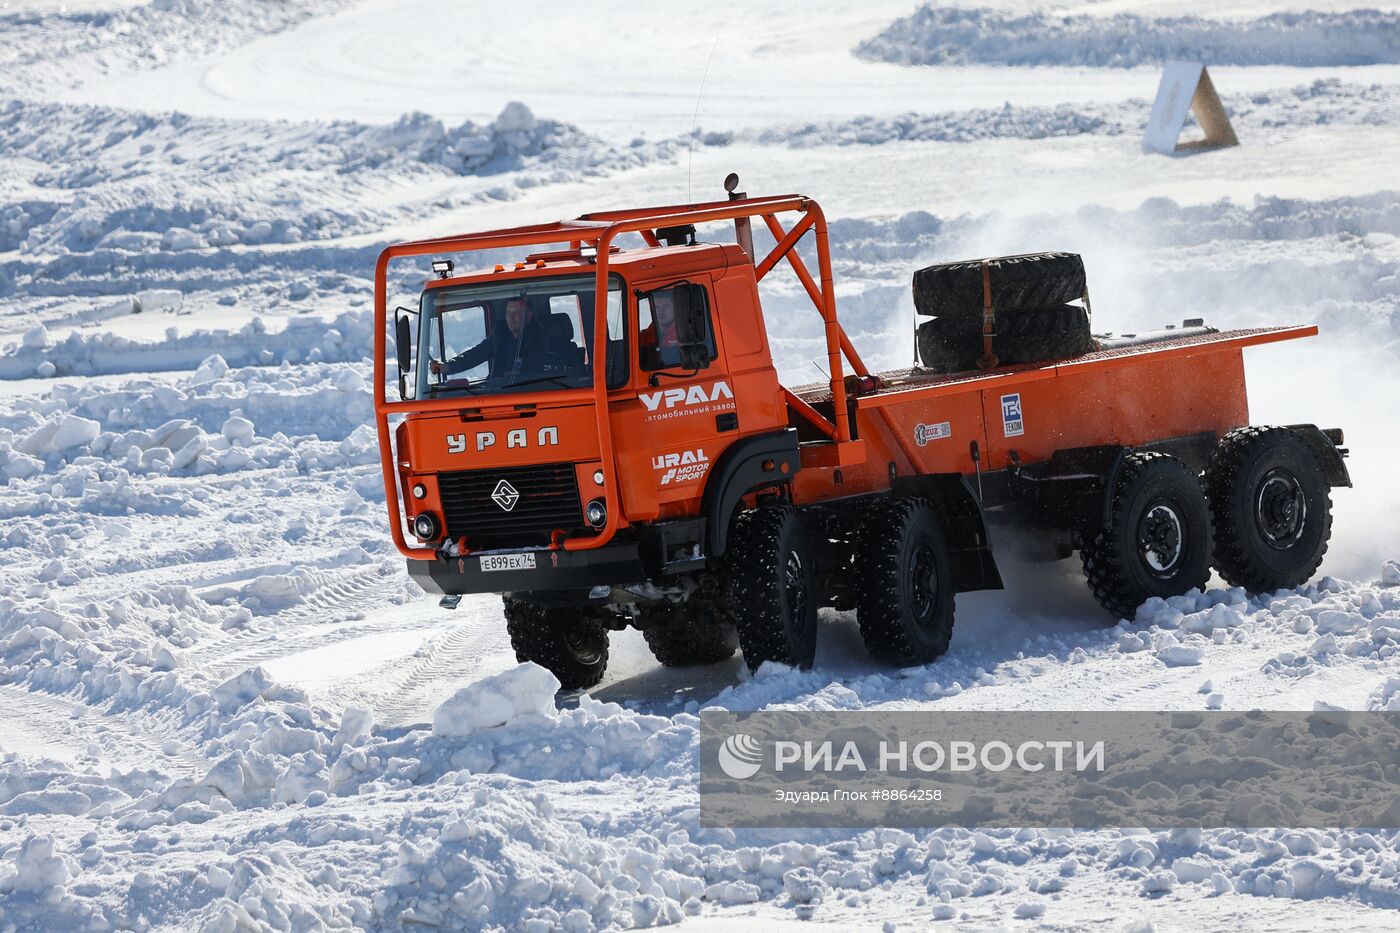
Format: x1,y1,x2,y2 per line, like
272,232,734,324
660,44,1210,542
909,543,938,620
1138,503,1184,576
1256,469,1307,548
561,624,601,664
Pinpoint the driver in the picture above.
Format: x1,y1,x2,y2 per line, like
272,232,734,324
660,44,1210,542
433,297,548,378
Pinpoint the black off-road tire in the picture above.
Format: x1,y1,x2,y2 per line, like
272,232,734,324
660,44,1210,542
1204,426,1332,593
637,597,739,667
1079,452,1212,620
502,597,609,689
854,498,956,665
720,506,818,671
913,252,1086,320
917,303,1094,372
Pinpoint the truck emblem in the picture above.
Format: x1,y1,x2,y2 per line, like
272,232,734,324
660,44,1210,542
491,480,520,511
639,380,734,412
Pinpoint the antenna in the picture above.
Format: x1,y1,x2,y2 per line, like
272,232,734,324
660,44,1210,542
687,30,721,203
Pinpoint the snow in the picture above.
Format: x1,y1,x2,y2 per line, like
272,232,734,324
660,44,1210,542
858,7,1400,68
1,0,1399,930
432,662,561,736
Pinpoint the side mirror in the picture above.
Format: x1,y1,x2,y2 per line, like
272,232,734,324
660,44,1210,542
394,308,416,400
671,283,709,348
394,311,415,375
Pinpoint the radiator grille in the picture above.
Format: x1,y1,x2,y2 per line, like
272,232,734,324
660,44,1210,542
437,463,584,550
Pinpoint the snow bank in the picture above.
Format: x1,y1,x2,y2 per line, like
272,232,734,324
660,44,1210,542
0,97,678,256
432,663,561,737
718,80,1399,149
0,0,355,98
0,310,375,380
857,7,1400,68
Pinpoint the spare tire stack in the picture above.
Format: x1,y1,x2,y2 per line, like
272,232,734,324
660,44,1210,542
912,252,1096,373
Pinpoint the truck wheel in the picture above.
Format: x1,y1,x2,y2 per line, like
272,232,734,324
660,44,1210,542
1079,452,1212,619
502,597,609,690
913,252,1085,320
855,498,956,665
638,598,739,667
1204,426,1332,592
722,506,818,671
917,304,1093,372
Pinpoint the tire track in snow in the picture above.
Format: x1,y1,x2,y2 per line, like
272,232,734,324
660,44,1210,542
0,684,205,777
316,602,515,727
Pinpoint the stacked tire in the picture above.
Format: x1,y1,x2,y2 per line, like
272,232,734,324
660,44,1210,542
913,252,1095,373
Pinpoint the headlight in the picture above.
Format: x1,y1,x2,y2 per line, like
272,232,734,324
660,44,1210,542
412,483,427,499
592,470,605,486
412,511,441,540
585,499,607,528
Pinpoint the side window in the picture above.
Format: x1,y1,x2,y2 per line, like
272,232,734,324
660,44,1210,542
438,304,489,379
547,295,586,352
638,283,716,372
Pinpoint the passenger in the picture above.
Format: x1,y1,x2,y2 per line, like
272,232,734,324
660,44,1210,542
642,289,680,349
433,297,548,378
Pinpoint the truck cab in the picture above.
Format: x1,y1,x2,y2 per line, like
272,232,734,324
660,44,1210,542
388,233,792,602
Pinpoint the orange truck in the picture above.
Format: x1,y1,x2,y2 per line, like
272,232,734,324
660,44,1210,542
373,182,1349,688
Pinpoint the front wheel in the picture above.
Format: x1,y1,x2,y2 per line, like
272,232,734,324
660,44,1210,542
1079,452,1212,619
502,597,610,689
1204,426,1332,593
637,595,739,667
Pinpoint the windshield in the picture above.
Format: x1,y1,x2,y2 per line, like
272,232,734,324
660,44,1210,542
416,273,626,399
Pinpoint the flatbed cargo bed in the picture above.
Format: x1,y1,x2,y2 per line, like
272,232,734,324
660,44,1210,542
791,324,1317,407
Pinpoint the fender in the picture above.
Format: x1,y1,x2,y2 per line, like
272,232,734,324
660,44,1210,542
700,429,800,558
1287,424,1352,488
891,473,1004,592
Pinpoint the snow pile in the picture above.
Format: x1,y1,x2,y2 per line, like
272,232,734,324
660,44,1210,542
0,97,677,256
0,311,376,379
432,662,561,736
373,790,701,929
856,6,1400,68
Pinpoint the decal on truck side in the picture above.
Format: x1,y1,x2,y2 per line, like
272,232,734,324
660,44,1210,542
640,381,736,422
1001,393,1024,437
653,448,710,486
914,422,951,446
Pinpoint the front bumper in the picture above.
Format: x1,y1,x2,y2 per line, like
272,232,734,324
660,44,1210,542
406,519,707,597
408,542,648,596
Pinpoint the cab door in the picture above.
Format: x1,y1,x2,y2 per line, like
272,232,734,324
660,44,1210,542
609,274,741,522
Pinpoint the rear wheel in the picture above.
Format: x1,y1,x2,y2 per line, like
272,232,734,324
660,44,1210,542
854,499,956,665
638,595,739,667
721,506,818,671
1079,452,1212,619
502,597,609,689
1204,426,1332,592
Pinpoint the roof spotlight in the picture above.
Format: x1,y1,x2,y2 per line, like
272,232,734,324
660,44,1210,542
431,259,454,279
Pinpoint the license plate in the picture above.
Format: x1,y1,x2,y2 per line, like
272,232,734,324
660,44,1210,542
479,552,536,573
